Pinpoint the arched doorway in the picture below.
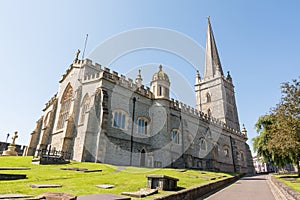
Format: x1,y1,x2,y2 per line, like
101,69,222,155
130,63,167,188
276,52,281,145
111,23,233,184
140,149,146,167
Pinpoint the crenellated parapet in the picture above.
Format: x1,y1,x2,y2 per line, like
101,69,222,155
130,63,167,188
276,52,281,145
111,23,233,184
169,98,246,139
43,93,58,111
83,64,154,99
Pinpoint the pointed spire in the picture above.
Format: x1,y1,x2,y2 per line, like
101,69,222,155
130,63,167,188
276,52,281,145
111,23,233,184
135,69,143,87
196,70,201,84
226,71,232,82
204,17,224,78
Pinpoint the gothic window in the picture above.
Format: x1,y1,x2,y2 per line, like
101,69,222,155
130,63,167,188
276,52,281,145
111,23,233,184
137,117,148,134
199,137,207,151
240,151,245,161
57,84,73,130
213,143,220,157
80,94,90,124
171,129,180,144
223,145,230,157
112,110,127,130
206,93,211,103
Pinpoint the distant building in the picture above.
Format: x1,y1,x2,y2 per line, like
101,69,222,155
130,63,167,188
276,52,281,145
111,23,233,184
27,19,254,173
253,155,296,173
253,155,274,173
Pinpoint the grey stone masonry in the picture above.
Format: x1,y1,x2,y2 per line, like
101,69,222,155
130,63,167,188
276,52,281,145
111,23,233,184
27,19,254,174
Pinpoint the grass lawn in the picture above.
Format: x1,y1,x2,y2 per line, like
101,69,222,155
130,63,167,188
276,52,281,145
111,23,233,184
0,156,234,199
274,174,300,193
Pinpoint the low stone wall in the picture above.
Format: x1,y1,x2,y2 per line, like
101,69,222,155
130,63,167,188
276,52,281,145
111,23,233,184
153,174,243,200
270,175,300,200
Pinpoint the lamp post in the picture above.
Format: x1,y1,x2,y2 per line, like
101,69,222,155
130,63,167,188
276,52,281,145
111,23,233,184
129,97,136,166
5,133,10,143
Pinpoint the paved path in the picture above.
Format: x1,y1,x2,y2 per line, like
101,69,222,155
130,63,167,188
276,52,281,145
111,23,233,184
204,175,276,200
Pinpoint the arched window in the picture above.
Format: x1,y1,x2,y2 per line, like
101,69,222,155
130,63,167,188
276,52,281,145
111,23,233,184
199,137,207,151
223,145,230,157
80,94,90,124
206,93,211,103
112,110,127,130
171,129,180,144
158,86,162,96
57,84,73,129
214,143,219,157
137,117,148,134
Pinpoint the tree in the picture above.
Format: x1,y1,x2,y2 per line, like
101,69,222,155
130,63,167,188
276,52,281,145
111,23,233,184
253,77,300,176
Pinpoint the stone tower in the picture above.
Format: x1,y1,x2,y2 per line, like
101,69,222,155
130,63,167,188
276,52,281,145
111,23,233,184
195,18,240,130
150,65,170,99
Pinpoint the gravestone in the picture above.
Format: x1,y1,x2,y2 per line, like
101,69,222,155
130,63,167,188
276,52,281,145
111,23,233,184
30,184,62,188
36,192,76,200
146,175,179,191
121,188,158,198
77,194,130,200
2,132,19,156
0,174,26,180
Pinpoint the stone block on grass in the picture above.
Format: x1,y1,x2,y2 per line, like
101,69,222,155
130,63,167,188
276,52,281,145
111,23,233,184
36,192,76,200
30,184,62,188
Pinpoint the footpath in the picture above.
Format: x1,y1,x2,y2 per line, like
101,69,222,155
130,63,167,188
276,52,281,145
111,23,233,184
203,174,291,200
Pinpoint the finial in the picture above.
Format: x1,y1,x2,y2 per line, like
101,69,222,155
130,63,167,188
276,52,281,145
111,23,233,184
196,70,201,83
227,71,232,81
135,69,143,87
207,16,211,21
159,65,162,71
241,124,247,136
75,49,81,61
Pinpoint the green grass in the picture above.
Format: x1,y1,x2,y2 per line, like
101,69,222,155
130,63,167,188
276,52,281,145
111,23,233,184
274,174,300,193
0,157,234,199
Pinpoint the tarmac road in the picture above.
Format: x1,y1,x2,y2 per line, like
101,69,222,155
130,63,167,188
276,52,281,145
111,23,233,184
203,175,276,200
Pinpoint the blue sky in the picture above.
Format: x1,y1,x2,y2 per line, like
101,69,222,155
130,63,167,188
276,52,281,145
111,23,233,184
0,1,299,152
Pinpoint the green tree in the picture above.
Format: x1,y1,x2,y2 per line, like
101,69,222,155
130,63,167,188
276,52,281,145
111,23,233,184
253,77,300,176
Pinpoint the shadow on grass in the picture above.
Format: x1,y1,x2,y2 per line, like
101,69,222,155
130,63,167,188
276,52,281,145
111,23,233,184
174,186,186,191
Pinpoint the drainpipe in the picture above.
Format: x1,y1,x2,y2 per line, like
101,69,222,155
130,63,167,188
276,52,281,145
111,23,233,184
130,97,136,166
230,136,237,173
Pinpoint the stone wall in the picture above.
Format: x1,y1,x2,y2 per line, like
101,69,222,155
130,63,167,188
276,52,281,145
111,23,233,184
28,58,254,174
153,174,243,200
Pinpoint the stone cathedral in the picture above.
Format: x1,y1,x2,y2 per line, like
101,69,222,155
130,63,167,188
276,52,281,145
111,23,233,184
27,19,254,173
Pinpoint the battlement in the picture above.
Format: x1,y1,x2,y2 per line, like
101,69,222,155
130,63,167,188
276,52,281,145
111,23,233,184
82,65,154,99
43,93,57,111
169,98,246,138
197,74,233,86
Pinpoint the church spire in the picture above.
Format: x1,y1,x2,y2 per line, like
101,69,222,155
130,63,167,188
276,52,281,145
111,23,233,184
204,17,224,78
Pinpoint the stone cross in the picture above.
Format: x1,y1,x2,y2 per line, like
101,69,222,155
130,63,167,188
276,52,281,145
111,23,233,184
11,131,18,145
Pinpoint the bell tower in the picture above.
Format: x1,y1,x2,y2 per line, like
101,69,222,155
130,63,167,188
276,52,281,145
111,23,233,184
195,17,240,130
150,65,170,99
